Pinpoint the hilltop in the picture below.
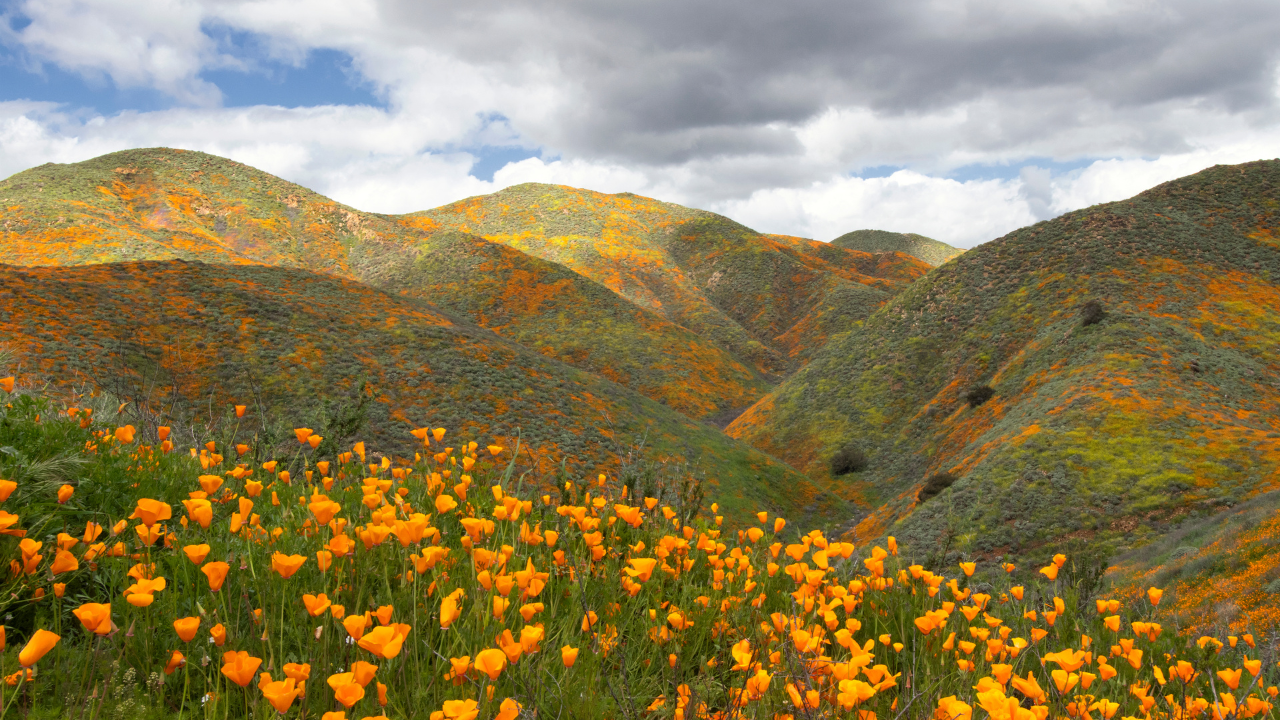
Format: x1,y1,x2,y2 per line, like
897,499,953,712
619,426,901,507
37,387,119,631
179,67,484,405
0,260,831,524
831,229,963,266
729,160,1280,563
0,150,773,420
414,185,930,374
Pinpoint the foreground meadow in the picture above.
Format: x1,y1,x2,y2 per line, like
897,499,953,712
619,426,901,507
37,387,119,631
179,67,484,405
0,377,1275,719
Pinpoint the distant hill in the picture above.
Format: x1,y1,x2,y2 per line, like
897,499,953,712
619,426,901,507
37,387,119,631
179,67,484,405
0,260,831,525
0,149,769,420
414,185,929,375
729,160,1280,562
831,229,963,266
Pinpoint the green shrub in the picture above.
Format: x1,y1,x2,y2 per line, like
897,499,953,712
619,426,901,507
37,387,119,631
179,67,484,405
1081,299,1106,326
963,385,995,408
830,443,869,475
918,471,958,503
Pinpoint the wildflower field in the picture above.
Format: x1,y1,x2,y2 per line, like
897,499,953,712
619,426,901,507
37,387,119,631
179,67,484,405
0,378,1277,720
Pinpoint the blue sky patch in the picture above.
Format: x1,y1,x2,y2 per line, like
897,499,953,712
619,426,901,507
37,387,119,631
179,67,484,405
467,146,543,182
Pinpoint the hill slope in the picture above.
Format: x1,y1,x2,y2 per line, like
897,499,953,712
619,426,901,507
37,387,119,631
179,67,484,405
0,149,768,420
729,160,1280,561
831,229,963,266
414,185,930,374
0,260,829,524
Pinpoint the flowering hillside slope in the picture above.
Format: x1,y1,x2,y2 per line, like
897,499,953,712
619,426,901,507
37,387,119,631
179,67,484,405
0,149,768,420
414,185,930,376
0,261,829,525
729,160,1280,566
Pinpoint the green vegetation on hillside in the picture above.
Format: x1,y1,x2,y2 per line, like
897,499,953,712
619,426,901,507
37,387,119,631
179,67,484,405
831,229,963,266
730,160,1280,567
0,260,828,525
0,151,762,420
416,185,928,375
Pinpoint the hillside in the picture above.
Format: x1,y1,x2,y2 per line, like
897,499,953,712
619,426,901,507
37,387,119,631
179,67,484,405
729,160,1280,564
0,149,769,420
1106,490,1280,635
414,185,930,374
831,229,963,266
0,260,831,524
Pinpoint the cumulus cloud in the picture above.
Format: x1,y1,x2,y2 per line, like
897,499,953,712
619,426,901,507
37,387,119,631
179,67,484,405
1,0,1279,246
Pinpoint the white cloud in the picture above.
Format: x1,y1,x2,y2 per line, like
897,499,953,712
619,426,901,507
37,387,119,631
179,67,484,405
2,0,1279,247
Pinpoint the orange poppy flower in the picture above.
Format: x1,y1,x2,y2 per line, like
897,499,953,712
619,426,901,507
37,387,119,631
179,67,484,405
130,499,172,527
72,603,112,636
0,377,13,393
210,623,227,646
561,645,579,667
303,593,331,617
496,699,521,720
343,614,369,640
357,624,409,659
283,663,311,681
474,648,506,680
202,562,230,591
328,675,364,708
221,650,262,687
262,677,300,713
294,428,313,444
198,475,223,495
182,499,213,529
0,480,15,502
50,549,79,575
183,544,210,565
56,485,74,504
316,550,333,572
82,521,103,543
351,661,377,686
164,650,186,675
174,617,200,642
114,426,136,444
18,629,60,667
271,553,306,579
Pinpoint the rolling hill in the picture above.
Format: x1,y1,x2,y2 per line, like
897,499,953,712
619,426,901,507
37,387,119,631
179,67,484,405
413,185,930,374
729,160,1280,563
0,149,776,420
831,229,964,266
0,260,831,524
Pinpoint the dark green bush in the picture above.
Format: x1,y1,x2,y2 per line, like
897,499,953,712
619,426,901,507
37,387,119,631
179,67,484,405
964,385,995,408
830,444,868,475
1081,299,1106,326
917,471,958,503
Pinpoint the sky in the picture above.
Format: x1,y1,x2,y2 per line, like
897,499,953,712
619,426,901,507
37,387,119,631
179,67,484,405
2,0,1279,248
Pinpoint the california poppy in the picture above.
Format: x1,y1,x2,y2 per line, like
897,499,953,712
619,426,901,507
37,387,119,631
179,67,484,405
209,623,227,646
183,544,210,565
221,650,262,687
72,603,112,636
303,593,331,617
358,625,409,659
271,553,306,579
474,648,506,680
174,617,200,642
130,499,172,527
56,485,74,504
262,677,300,713
18,629,60,667
164,650,186,675
202,561,230,591
50,549,79,575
